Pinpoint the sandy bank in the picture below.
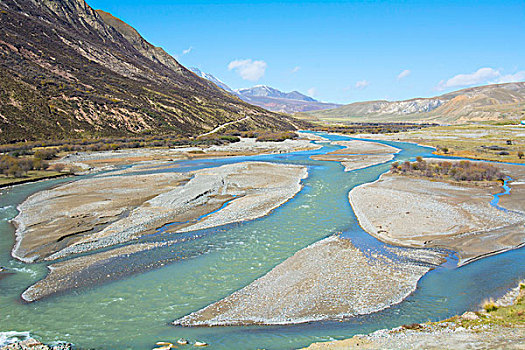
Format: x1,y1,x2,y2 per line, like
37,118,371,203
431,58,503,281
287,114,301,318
349,171,525,265
12,172,191,262
311,140,399,171
173,236,444,326
302,322,525,350
21,241,168,302
57,137,320,172
13,162,307,263
16,162,307,301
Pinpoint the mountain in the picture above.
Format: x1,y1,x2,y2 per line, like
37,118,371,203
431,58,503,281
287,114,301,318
303,82,525,124
237,85,316,102
188,67,235,94
0,0,303,143
235,85,343,114
187,68,341,114
237,92,342,114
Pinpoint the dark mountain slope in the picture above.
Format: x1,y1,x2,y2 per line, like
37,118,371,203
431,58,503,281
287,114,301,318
0,0,303,143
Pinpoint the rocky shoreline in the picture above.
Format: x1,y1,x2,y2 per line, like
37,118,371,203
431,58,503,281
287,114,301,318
0,334,72,350
302,281,525,350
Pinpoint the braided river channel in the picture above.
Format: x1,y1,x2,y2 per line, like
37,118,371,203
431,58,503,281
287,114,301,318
1,132,524,349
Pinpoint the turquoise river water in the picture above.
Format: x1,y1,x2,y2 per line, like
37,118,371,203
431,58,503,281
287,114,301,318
0,133,524,349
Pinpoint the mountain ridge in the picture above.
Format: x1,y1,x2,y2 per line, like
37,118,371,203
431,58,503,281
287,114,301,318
0,0,304,143
304,82,525,124
237,85,317,102
188,68,341,114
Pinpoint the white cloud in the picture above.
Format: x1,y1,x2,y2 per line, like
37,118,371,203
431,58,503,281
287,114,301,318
436,67,502,90
182,46,193,55
307,87,317,97
397,69,411,80
497,71,525,84
291,66,301,74
355,80,370,89
228,59,267,81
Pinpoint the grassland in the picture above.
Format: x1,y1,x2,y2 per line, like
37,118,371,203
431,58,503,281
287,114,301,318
357,124,525,163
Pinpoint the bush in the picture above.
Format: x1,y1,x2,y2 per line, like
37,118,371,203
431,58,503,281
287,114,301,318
391,159,505,182
256,132,297,142
219,135,241,143
482,299,498,312
34,148,59,160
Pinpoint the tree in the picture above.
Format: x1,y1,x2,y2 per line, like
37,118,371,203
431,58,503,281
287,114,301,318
519,151,524,159
7,163,24,178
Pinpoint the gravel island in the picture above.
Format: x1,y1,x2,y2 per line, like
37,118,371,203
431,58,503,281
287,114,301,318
311,140,399,171
173,236,444,326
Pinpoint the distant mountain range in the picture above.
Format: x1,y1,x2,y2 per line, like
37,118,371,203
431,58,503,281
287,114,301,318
0,0,304,143
303,82,525,124
189,68,341,114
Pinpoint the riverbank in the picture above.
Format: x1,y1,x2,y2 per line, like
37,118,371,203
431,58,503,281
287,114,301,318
354,124,525,164
173,235,444,326
349,163,525,266
302,281,525,349
55,136,321,173
311,140,399,171
0,172,70,189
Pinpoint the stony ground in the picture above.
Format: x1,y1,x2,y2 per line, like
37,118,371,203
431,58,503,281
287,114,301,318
56,136,321,173
14,162,307,302
311,140,399,171
348,170,525,265
173,236,444,326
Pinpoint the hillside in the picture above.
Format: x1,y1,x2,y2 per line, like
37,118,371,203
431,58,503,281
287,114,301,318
0,0,304,143
304,82,525,124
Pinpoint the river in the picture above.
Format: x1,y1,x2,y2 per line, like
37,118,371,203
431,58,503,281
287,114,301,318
0,133,523,349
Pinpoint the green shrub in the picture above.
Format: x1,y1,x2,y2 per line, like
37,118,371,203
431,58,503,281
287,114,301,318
34,148,59,160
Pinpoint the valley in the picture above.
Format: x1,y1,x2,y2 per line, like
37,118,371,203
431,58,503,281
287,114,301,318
0,0,524,349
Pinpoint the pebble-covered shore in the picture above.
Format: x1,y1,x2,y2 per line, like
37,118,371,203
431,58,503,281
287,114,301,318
173,236,444,326
349,171,525,265
302,281,525,350
311,140,399,171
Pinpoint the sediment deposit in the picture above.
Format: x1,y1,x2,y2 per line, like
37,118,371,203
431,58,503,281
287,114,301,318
349,171,525,265
311,140,399,171
173,236,444,326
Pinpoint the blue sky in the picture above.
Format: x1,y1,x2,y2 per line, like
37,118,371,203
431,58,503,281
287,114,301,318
86,0,525,104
